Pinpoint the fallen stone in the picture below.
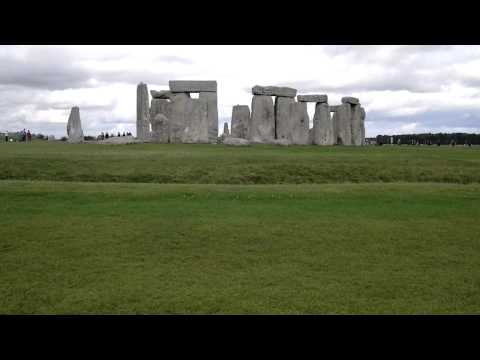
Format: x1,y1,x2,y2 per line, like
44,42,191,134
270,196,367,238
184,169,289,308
199,92,218,142
231,105,250,139
223,137,250,146
66,106,84,143
150,90,173,99
169,80,217,93
341,96,359,105
248,95,275,142
252,85,297,98
313,103,335,145
137,83,150,140
297,94,328,103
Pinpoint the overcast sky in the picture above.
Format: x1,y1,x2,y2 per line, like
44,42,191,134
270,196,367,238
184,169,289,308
1,45,480,138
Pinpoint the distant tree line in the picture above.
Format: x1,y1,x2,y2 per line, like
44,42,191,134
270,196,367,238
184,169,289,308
376,133,480,146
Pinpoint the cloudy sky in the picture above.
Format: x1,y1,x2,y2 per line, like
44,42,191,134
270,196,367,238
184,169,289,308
1,45,480,138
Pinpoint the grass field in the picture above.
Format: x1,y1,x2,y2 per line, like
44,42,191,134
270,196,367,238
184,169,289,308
1,141,479,314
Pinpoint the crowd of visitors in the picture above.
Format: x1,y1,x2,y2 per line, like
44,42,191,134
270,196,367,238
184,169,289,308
97,131,132,140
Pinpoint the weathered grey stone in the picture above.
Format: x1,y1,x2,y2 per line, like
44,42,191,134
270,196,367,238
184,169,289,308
150,90,173,99
329,105,340,112
199,92,218,142
150,113,170,143
351,104,363,146
48,135,56,141
360,106,366,146
275,98,309,145
266,138,291,146
174,95,209,143
274,97,295,141
66,106,83,143
224,137,250,146
137,83,150,140
248,95,275,142
231,105,250,139
313,102,335,145
289,102,310,145
297,94,328,103
308,128,313,145
341,96,359,105
252,85,297,98
223,122,230,136
335,103,352,145
169,80,217,93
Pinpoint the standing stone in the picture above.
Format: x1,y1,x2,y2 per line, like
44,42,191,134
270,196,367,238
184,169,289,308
335,103,352,145
360,106,366,145
181,97,209,143
351,104,363,146
149,98,171,143
199,92,218,143
290,102,310,145
66,106,83,143
231,105,250,139
313,102,334,145
137,82,150,140
274,97,295,141
248,95,275,142
223,122,230,136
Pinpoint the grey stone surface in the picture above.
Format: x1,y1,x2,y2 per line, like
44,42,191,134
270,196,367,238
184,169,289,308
223,122,230,136
351,104,363,146
335,103,352,145
274,97,295,141
223,137,250,146
150,113,170,143
137,83,150,140
48,135,56,141
360,106,366,145
313,102,334,145
97,135,141,145
248,95,275,142
150,90,173,99
266,139,291,146
66,106,84,143
289,102,310,145
341,96,360,105
308,128,313,145
231,105,250,139
199,92,218,142
169,80,217,93
329,105,340,112
252,85,297,98
297,94,328,103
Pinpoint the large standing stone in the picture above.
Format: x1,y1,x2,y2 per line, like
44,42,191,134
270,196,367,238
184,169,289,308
169,80,217,93
335,103,352,145
231,105,250,139
313,102,334,145
199,92,218,143
351,104,363,146
252,85,297,98
66,106,83,143
137,82,150,140
274,97,295,141
248,95,275,142
360,106,366,145
290,102,310,145
149,99,171,143
297,94,328,103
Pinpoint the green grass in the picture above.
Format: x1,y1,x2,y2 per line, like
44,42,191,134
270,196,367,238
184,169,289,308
1,142,479,313
1,141,479,184
1,180,480,314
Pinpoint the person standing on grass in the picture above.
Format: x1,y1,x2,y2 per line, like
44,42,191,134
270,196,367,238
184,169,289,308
4,130,8,143
27,130,32,142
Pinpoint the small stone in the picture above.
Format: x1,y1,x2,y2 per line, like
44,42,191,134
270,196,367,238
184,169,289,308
252,85,297,98
223,137,251,146
297,94,328,103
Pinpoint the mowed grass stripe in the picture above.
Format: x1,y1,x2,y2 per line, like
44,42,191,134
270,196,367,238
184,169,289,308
1,142,479,184
1,180,479,314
